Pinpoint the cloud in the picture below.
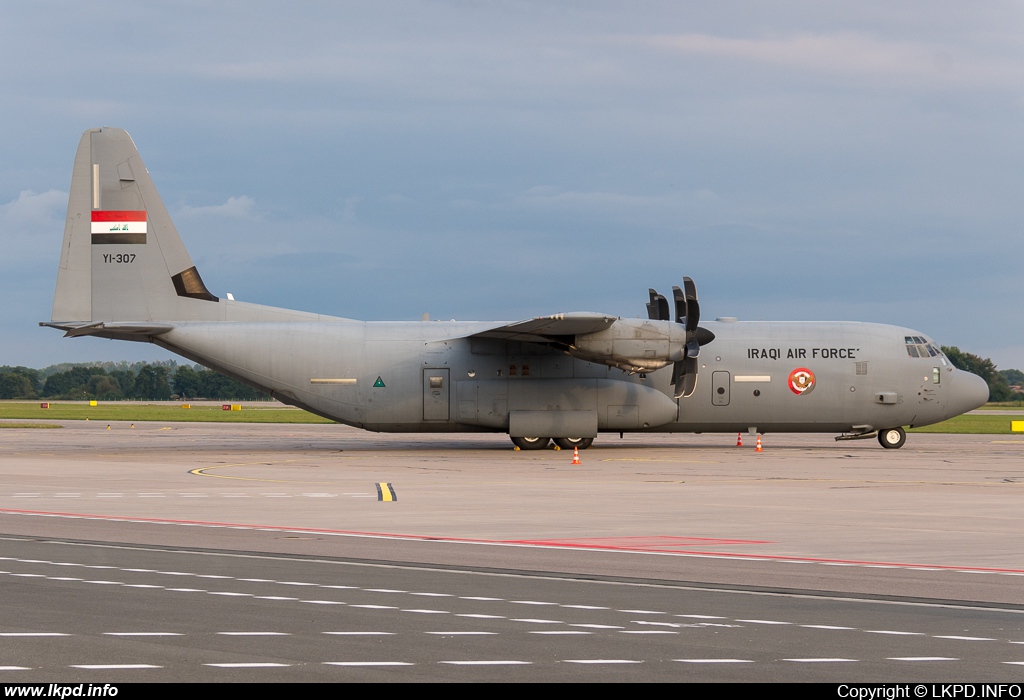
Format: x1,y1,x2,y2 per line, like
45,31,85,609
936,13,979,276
0,190,68,263
178,195,256,219
631,31,1022,90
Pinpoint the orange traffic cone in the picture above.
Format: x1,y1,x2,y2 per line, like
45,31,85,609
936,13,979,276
755,435,763,452
736,432,743,447
571,446,581,465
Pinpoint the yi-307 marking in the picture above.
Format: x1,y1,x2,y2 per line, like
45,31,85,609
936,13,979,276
101,253,136,264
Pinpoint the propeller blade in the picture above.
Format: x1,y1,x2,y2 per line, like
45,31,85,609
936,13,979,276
672,360,684,398
681,371,698,398
672,286,686,324
683,276,697,302
647,289,670,321
685,298,700,333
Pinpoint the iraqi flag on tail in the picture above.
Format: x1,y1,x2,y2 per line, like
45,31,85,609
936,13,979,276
90,210,147,244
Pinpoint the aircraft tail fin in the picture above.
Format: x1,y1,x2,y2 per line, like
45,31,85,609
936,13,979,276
51,127,219,323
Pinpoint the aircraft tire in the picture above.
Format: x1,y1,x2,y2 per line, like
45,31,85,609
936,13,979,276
553,437,594,450
877,427,906,449
511,436,551,450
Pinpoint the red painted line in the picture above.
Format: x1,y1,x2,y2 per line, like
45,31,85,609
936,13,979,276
1,507,1022,574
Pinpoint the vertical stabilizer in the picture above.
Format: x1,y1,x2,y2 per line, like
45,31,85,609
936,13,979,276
51,127,219,323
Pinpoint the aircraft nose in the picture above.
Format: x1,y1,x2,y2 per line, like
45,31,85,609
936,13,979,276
949,371,989,416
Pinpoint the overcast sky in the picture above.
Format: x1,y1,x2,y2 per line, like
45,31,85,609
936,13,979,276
2,1,1022,370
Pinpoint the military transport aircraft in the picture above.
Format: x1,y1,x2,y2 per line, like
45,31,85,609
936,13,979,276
43,128,989,450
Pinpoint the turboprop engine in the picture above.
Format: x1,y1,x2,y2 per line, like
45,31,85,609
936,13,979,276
568,277,716,398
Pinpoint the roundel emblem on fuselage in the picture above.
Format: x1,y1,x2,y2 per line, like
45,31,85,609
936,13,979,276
788,367,816,395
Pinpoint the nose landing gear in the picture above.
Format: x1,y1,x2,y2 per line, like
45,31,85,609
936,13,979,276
878,426,906,449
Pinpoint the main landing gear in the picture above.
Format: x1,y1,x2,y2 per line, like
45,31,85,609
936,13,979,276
510,436,594,450
877,426,906,449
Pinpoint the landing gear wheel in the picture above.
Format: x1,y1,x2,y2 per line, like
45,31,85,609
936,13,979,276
553,437,594,450
877,427,906,449
511,436,551,450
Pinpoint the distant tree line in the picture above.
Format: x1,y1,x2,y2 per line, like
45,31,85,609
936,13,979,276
0,361,267,401
941,347,1021,402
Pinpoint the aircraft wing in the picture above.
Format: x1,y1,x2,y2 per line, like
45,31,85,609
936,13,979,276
469,312,617,344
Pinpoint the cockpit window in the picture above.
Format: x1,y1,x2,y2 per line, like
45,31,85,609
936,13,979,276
905,336,939,359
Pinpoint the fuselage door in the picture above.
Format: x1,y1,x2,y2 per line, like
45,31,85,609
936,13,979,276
712,371,730,406
423,368,450,421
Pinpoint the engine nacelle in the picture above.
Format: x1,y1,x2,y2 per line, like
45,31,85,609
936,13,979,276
570,318,687,373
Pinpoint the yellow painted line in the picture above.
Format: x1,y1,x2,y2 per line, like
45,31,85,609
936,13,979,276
189,460,330,484
992,440,1024,444
1012,421,1024,432
377,482,397,502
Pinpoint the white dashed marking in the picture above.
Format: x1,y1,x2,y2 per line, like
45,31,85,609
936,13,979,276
324,661,413,666
72,664,161,670
440,661,531,666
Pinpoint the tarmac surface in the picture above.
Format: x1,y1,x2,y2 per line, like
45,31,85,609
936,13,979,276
1,421,1023,680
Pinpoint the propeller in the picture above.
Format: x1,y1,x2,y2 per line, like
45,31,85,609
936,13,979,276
649,277,714,399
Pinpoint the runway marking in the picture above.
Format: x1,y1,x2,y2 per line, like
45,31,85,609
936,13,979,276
511,619,562,624
571,624,622,629
13,504,1015,577
409,592,452,597
620,630,677,634
563,659,643,664
802,625,855,630
865,630,924,636
205,662,291,668
529,631,590,635
324,661,413,666
889,657,959,661
461,597,503,601
71,664,161,670
0,667,32,671
255,596,297,601
0,633,69,637
426,631,496,635
218,632,290,636
189,460,325,484
324,632,394,636
350,605,397,610
457,614,505,619
441,660,531,666
678,614,725,619
933,635,995,641
619,609,665,615
302,600,345,605
736,619,791,625
784,658,857,663
675,659,754,664
208,592,253,597
105,632,182,636
402,609,448,614
511,600,557,605
633,621,683,628
562,605,608,610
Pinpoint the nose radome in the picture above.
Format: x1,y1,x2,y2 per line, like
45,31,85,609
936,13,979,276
950,371,989,416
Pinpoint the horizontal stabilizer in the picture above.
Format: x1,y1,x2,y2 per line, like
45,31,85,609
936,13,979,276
40,321,173,339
